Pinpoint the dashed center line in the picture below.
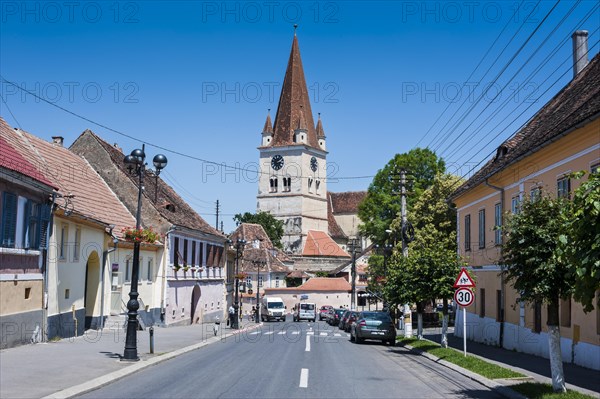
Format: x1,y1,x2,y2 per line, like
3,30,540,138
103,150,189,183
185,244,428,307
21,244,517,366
305,335,311,352
299,368,309,388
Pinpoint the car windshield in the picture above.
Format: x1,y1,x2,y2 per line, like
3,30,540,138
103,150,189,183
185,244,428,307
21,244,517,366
361,312,392,322
335,309,345,316
300,304,315,310
267,302,284,309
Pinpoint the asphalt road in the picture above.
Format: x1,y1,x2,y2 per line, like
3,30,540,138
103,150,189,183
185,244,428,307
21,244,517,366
78,318,503,399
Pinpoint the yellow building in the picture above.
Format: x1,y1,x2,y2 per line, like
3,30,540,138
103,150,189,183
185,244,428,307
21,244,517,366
450,33,599,370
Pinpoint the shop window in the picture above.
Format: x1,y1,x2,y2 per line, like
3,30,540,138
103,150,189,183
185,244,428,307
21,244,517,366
464,214,471,251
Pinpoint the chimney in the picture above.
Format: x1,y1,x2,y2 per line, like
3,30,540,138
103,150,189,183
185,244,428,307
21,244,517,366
51,136,64,146
572,30,589,78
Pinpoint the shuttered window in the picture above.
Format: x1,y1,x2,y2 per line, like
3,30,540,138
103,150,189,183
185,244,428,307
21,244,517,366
1,192,18,248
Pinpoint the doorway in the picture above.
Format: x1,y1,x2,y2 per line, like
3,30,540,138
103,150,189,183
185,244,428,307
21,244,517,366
84,251,100,329
190,285,201,324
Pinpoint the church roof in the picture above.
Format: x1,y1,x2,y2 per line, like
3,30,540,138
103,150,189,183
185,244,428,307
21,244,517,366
270,33,319,149
262,111,273,134
329,191,367,214
302,230,350,258
315,114,326,138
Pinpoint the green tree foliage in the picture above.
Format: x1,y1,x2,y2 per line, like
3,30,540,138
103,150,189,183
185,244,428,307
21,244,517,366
501,195,573,306
233,211,284,249
358,148,445,244
384,174,465,312
559,172,600,312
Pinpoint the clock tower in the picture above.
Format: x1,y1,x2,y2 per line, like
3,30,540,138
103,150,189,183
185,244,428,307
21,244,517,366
257,31,328,254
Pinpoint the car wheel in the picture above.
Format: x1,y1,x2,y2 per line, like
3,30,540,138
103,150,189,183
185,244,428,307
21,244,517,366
388,339,396,346
356,336,364,344
350,332,355,342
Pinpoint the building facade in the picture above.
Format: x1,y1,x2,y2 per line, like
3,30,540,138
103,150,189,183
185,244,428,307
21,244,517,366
450,34,600,370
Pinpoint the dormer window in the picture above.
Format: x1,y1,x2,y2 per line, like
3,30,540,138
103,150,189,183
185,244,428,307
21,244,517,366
495,145,508,161
165,203,176,212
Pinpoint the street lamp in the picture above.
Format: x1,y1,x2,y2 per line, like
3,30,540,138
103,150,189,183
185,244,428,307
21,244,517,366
253,260,266,323
122,144,167,361
232,238,246,329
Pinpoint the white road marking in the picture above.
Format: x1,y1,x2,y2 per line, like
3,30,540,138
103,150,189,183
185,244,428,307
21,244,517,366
291,331,300,335
334,333,341,337
277,332,286,335
307,332,314,336
319,332,327,336
264,331,274,335
305,335,311,352
299,368,309,388
249,331,260,335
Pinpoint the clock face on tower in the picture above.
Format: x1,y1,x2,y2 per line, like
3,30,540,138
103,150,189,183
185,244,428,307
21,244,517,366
310,156,318,172
271,155,284,170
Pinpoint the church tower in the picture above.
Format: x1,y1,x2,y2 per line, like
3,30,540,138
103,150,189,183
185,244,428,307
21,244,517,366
257,31,328,254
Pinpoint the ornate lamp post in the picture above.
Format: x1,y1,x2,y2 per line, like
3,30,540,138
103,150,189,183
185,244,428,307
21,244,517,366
232,238,246,329
253,260,266,323
122,144,167,361
348,238,362,310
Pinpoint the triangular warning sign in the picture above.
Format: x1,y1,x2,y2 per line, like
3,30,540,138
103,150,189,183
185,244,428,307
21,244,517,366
453,267,475,288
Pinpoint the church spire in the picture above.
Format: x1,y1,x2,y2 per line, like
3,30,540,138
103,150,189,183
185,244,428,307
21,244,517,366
272,30,318,148
315,113,326,138
262,109,273,134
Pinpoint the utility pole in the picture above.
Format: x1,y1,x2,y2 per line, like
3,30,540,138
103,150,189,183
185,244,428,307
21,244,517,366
348,238,361,310
215,200,220,231
400,169,413,338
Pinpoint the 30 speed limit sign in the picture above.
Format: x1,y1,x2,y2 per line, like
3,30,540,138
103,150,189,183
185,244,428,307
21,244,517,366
454,288,475,307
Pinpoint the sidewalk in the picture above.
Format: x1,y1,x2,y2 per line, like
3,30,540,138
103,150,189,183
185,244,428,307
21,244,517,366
418,328,600,397
0,318,260,399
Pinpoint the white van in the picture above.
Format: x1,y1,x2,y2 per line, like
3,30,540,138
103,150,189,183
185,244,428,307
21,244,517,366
261,297,286,322
293,302,316,322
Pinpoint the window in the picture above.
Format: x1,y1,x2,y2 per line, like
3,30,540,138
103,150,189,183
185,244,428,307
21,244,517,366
59,223,69,260
496,290,502,322
1,192,18,248
246,276,252,288
258,275,263,288
65,289,70,299
560,297,571,327
183,239,189,266
597,292,600,335
24,201,40,249
73,226,81,261
191,242,196,267
464,214,471,251
315,180,321,195
494,203,502,245
478,209,485,249
530,186,541,202
125,258,132,282
308,177,313,193
557,176,571,199
511,195,520,214
198,242,204,267
283,177,291,192
479,288,486,318
275,276,280,287
591,163,600,175
173,237,180,267
270,177,278,193
533,301,542,333
147,258,154,281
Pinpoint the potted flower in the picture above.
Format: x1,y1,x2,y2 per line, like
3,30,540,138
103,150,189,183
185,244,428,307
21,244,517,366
234,272,248,280
172,264,181,272
121,226,161,244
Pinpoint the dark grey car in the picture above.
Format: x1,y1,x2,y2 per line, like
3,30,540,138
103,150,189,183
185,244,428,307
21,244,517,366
350,311,396,345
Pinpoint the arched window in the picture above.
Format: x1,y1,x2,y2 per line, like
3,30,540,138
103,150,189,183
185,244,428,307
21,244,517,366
270,177,278,193
308,177,314,193
283,176,291,192
315,179,321,195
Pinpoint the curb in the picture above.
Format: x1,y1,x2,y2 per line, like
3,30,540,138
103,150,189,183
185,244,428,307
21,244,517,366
400,342,528,399
42,323,264,399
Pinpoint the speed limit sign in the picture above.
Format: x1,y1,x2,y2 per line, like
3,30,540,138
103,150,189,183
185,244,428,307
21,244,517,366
454,288,475,307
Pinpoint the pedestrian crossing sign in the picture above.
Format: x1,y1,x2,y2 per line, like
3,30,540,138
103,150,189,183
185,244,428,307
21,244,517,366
453,267,475,288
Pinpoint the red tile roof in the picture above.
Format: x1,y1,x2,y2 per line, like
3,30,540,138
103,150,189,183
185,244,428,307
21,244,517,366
2,121,136,237
230,223,273,248
0,120,56,189
329,191,367,214
269,34,320,149
452,53,600,199
327,192,347,239
75,130,222,237
302,230,350,257
297,277,351,291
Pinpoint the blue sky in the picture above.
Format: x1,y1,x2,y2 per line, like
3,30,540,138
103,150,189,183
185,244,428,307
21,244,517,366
1,1,598,233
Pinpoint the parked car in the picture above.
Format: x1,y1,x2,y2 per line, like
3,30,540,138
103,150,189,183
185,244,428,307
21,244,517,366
293,302,316,322
350,311,397,345
344,311,359,332
319,305,333,321
338,310,351,330
328,308,346,326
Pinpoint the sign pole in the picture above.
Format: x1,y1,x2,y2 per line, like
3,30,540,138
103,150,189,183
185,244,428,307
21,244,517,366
463,307,467,357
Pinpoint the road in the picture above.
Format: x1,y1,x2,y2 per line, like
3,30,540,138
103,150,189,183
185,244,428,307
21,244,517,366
78,317,503,399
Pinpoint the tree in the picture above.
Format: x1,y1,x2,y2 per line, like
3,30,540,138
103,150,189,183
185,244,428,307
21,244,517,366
559,172,600,312
358,148,445,244
384,174,464,345
233,211,284,249
501,195,572,393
